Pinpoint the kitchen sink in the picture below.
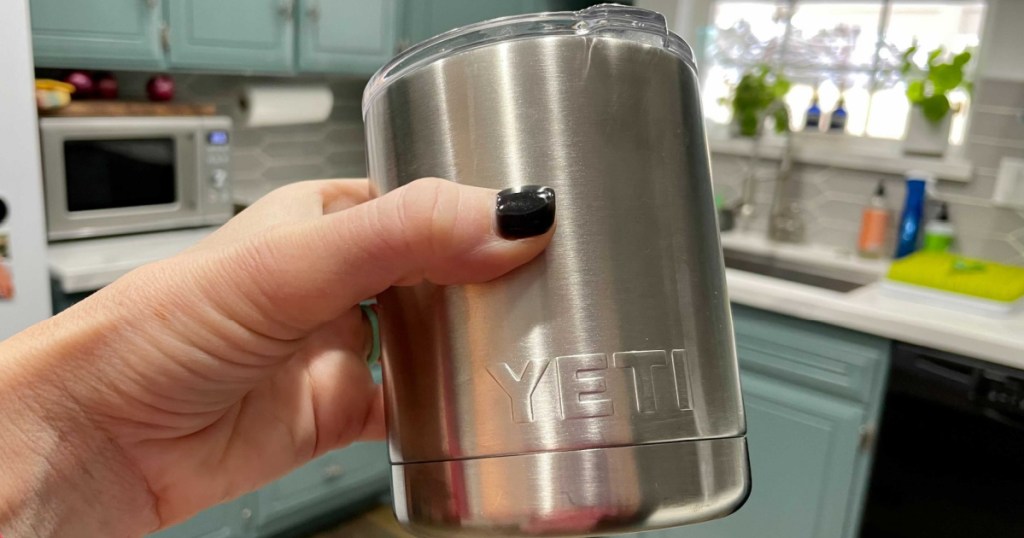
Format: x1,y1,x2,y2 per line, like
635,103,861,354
722,248,875,293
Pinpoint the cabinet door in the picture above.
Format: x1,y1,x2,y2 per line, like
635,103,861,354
30,0,165,69
639,373,866,538
165,0,294,73
297,0,399,75
401,0,549,46
255,442,389,535
148,494,256,538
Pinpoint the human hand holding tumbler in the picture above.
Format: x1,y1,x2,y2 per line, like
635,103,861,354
0,178,554,537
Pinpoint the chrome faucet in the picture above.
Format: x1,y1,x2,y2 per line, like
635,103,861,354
767,132,805,243
729,103,805,242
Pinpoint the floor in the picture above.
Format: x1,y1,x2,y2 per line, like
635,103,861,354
311,504,415,538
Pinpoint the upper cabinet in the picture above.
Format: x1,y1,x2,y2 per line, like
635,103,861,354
401,0,550,47
30,0,166,70
165,0,295,73
298,0,399,75
28,0,588,75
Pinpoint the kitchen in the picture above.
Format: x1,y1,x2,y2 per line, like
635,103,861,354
1,0,1023,537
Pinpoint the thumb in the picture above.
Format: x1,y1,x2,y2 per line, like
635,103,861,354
207,178,554,337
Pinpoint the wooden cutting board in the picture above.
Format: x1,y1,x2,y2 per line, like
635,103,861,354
41,101,218,117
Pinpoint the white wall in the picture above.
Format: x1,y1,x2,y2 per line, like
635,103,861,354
0,0,52,338
978,0,1024,81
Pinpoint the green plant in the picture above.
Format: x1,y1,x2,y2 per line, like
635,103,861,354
900,43,972,124
729,65,791,137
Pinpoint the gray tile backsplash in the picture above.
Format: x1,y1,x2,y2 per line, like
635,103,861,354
116,71,1024,265
111,71,369,184
712,76,1024,266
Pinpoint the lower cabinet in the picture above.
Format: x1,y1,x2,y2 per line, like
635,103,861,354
149,442,389,538
664,373,867,538
255,442,391,536
149,494,258,538
630,305,890,538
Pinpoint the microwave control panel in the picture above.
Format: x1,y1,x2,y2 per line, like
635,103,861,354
201,122,232,210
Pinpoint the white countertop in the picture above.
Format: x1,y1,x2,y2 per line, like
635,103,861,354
720,231,1023,369
47,226,1024,369
726,268,1024,370
48,227,218,293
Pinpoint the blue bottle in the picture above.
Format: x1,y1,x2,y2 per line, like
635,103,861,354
828,96,848,132
894,174,929,258
805,92,822,131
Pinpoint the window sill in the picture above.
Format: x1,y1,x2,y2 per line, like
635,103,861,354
707,130,973,182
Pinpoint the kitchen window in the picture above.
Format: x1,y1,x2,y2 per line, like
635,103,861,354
702,0,986,144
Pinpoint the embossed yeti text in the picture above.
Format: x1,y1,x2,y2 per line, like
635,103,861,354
487,350,692,423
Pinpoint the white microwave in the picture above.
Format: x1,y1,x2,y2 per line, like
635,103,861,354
39,116,234,241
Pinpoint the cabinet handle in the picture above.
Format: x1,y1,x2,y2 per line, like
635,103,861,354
306,0,320,22
324,463,344,479
858,423,876,452
278,0,295,22
240,507,253,520
160,23,170,52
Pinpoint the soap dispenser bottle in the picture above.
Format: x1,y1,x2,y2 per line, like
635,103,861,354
922,202,955,252
895,171,932,258
857,180,890,258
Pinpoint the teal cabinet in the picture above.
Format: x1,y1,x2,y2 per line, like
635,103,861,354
165,0,295,73
150,443,388,538
255,442,390,536
674,373,866,538
401,0,550,47
630,305,889,538
149,494,257,538
30,0,165,69
297,0,400,74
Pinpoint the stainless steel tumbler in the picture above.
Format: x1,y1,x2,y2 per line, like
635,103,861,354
362,5,749,536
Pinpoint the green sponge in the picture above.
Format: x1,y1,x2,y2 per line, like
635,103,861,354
887,252,1024,303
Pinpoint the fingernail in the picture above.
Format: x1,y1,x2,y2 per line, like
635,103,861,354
496,185,556,240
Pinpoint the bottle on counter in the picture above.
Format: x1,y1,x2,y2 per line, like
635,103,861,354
894,171,932,258
857,180,890,258
805,90,822,132
922,202,955,253
828,95,848,132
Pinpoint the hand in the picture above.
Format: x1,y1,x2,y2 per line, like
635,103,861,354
0,178,554,537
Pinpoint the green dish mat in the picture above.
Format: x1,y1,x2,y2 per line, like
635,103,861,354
887,252,1024,303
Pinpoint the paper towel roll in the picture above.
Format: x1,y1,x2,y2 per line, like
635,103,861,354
238,84,333,127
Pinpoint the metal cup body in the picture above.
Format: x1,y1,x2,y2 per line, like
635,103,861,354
365,27,748,538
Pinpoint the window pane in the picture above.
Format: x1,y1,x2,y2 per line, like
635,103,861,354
874,2,986,143
786,2,883,70
866,83,911,139
702,0,986,146
706,2,790,66
881,2,985,63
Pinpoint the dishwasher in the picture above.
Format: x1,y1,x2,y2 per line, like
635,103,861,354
860,342,1024,537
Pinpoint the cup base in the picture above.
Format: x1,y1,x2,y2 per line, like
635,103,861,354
391,436,750,537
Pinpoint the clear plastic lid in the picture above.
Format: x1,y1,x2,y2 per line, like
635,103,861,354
362,4,694,118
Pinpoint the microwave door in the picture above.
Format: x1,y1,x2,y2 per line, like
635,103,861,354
44,128,204,240
63,138,179,213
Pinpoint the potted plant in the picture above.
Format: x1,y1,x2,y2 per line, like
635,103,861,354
728,65,791,138
900,43,972,156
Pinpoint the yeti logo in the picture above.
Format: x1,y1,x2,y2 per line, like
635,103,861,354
487,349,691,423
